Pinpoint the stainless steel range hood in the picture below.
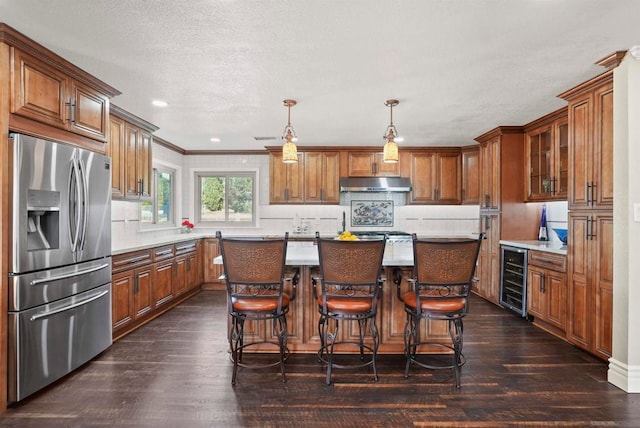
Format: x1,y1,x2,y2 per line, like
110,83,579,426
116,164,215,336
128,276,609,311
339,177,412,192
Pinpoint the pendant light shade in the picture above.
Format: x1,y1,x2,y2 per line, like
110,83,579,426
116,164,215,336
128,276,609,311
382,99,400,163
281,99,298,163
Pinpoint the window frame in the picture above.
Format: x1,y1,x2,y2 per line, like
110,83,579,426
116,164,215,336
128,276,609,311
140,164,178,230
194,171,257,227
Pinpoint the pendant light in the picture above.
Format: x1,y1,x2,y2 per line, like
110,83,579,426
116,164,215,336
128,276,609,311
281,99,298,163
383,99,400,163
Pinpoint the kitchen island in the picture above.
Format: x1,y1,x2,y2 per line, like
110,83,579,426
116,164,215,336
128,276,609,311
214,238,475,354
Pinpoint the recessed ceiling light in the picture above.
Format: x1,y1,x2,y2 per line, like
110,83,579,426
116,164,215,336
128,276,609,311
210,137,221,143
152,100,168,107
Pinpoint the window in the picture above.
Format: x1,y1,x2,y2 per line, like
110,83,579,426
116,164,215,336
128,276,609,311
141,166,176,227
196,172,256,226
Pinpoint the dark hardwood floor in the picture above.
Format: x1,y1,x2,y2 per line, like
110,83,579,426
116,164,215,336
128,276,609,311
1,291,638,427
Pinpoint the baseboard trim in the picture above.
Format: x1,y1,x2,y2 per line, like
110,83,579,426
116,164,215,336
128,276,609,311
608,357,640,393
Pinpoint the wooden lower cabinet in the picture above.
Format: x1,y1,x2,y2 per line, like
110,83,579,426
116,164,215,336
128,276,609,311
527,251,567,337
133,266,154,319
153,259,175,308
203,238,224,287
475,213,500,304
567,211,613,360
112,270,135,331
112,239,203,340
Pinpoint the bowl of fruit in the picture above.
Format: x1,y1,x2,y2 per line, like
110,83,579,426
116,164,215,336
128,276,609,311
337,231,359,241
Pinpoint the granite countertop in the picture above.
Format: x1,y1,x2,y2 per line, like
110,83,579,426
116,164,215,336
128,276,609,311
111,232,211,256
499,240,567,255
113,232,481,257
213,239,415,266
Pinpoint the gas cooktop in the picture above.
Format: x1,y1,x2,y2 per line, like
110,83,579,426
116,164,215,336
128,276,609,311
351,231,412,237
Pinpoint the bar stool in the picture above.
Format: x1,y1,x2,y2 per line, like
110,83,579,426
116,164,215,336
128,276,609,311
313,233,386,385
217,231,296,385
396,233,483,388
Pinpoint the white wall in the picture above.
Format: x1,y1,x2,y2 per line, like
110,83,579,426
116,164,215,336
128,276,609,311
609,52,640,393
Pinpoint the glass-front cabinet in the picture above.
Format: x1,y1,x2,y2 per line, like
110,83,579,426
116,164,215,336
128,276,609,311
525,107,568,201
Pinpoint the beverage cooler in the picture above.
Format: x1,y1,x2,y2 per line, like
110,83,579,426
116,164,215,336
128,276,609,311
500,245,528,317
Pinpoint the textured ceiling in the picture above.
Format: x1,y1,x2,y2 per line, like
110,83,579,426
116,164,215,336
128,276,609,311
1,0,639,151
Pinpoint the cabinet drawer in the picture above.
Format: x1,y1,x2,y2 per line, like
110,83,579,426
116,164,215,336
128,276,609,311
153,245,175,261
175,240,197,255
112,250,152,273
528,250,566,272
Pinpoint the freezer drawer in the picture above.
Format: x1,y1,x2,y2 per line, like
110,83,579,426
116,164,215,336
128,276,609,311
8,283,112,402
9,257,112,312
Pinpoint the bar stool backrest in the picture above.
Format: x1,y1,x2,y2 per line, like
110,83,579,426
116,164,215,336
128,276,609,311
316,237,386,310
217,232,289,313
411,234,484,309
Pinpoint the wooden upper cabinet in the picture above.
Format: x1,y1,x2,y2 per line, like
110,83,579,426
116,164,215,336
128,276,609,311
525,107,568,202
461,146,479,204
137,130,153,199
478,136,500,210
475,127,528,213
107,115,126,198
304,151,340,204
347,152,400,177
8,45,117,147
68,79,109,140
110,105,157,201
10,47,67,128
561,74,613,211
409,150,461,204
270,151,305,203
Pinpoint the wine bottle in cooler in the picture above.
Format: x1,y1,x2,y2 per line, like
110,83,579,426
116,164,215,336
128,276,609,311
538,204,548,241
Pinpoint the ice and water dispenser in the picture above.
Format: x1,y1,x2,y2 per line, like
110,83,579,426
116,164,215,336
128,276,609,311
26,189,60,251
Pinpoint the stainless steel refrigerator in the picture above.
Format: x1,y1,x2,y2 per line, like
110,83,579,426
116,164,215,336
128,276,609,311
8,133,113,402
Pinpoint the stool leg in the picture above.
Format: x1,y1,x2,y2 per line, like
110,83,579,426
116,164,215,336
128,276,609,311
276,315,287,383
404,313,418,378
357,318,366,361
318,313,327,362
326,318,339,385
370,319,379,382
450,317,463,388
229,317,243,386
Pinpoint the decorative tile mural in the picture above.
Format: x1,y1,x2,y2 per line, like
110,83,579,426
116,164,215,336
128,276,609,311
351,200,394,227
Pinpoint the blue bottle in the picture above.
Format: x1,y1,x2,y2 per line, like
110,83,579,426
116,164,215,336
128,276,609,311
538,204,548,241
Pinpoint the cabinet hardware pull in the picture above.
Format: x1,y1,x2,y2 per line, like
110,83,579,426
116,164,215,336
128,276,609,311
551,177,557,195
591,182,596,207
65,99,76,124
590,216,597,240
485,215,490,231
134,275,139,294
541,273,546,293
485,194,490,208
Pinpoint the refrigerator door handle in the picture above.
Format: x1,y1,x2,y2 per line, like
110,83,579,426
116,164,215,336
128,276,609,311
68,157,83,253
29,263,111,286
29,289,110,321
77,158,89,251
